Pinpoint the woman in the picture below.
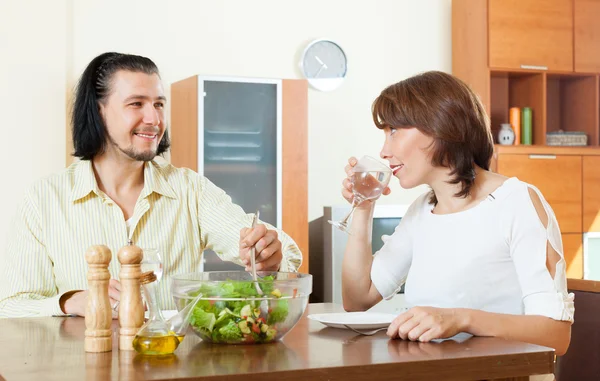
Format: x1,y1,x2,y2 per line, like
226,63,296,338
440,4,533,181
340,71,573,355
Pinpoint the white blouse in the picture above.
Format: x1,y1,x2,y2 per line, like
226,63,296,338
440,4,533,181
370,177,574,322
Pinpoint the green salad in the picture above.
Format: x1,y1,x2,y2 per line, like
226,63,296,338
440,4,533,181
187,276,290,344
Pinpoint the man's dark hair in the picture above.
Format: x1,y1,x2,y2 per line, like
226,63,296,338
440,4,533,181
71,52,170,160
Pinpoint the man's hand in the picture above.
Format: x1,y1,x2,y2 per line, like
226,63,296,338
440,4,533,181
61,279,122,319
239,224,283,271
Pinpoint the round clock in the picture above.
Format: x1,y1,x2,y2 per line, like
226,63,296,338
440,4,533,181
300,39,347,92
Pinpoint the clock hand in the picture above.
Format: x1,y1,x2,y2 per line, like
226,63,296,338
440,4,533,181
314,63,326,78
315,55,325,66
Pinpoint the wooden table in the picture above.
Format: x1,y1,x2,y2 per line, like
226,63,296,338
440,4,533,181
0,303,554,381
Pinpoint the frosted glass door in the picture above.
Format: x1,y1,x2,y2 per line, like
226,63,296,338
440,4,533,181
201,80,279,270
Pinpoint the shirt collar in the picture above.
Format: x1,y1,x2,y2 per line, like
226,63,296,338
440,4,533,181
70,160,99,202
141,159,178,200
70,158,178,202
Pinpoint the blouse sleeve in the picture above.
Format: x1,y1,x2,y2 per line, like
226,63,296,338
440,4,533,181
507,184,574,322
370,194,426,300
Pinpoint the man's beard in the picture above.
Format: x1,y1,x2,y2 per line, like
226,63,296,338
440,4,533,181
120,145,157,161
107,134,158,162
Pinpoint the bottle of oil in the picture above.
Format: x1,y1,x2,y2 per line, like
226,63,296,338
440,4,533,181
132,271,181,355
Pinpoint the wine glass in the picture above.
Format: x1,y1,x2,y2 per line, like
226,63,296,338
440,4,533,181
141,248,163,283
328,155,392,234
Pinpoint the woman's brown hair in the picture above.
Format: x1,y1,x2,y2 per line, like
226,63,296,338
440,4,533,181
372,71,493,204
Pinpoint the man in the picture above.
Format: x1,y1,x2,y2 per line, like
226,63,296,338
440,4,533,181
0,52,302,318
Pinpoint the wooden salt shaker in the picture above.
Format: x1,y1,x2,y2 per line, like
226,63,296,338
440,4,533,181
84,245,113,353
118,240,144,351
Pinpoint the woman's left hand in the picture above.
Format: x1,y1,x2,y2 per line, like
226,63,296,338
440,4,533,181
387,306,468,342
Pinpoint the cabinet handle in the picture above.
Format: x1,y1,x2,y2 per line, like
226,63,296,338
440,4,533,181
520,64,548,71
529,154,556,160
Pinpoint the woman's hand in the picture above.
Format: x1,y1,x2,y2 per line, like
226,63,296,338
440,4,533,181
387,306,468,342
342,157,391,207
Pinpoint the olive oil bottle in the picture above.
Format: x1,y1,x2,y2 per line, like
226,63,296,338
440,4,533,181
133,271,182,355
132,333,183,355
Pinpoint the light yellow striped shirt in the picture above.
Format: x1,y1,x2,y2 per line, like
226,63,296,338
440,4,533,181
0,158,302,317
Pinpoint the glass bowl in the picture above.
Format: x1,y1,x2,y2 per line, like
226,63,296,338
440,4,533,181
171,271,312,344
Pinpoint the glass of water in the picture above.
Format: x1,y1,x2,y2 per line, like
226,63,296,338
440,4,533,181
328,155,392,234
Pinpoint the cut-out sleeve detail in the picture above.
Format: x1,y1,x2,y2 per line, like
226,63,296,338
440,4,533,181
508,184,574,322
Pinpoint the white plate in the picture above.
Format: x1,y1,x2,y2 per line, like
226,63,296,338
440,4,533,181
308,312,397,330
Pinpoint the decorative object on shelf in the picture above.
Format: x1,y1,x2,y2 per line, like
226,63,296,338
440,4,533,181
547,131,588,146
509,107,521,146
300,38,347,92
521,107,533,145
498,123,516,145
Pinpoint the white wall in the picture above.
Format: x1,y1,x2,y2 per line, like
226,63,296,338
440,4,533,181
0,0,68,255
0,0,451,253
69,0,451,221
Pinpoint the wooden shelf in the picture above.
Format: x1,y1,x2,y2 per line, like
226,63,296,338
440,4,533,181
490,71,544,144
454,0,600,149
546,74,599,146
495,145,600,156
491,67,599,76
490,71,599,147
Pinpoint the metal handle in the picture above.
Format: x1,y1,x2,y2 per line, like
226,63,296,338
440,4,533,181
520,64,548,71
529,154,556,160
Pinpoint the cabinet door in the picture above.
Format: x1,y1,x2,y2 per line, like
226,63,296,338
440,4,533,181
201,80,279,271
489,0,573,71
171,76,309,273
583,156,600,231
575,0,600,72
497,154,582,233
563,233,583,278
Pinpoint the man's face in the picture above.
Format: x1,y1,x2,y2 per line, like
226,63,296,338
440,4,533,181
99,70,166,162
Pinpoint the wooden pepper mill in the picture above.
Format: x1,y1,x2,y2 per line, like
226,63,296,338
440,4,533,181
84,245,113,353
118,240,144,351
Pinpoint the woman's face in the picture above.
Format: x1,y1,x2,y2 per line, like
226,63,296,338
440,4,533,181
380,126,435,189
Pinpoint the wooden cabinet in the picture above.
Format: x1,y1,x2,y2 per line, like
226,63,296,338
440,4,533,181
170,76,309,273
455,0,600,280
575,0,600,72
562,233,584,278
489,0,573,71
496,154,582,233
584,156,600,231
454,1,600,147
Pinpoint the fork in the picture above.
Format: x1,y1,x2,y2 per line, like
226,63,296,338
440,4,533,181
249,210,263,295
343,325,388,336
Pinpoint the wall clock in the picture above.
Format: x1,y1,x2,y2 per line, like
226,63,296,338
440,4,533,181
300,39,347,91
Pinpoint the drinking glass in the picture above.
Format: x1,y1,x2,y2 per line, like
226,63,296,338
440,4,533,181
141,248,163,283
328,155,392,234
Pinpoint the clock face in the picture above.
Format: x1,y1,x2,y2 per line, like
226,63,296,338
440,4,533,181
301,39,347,91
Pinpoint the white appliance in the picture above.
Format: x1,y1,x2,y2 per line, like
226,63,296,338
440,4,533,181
584,232,600,280
311,205,410,312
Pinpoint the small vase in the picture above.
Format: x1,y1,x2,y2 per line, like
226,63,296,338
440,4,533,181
498,123,515,145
